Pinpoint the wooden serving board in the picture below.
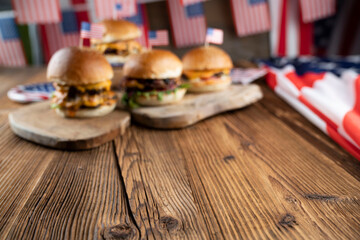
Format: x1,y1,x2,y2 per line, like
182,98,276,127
8,101,130,150
130,84,263,129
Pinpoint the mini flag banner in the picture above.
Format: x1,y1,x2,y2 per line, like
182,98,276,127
262,57,360,160
185,2,204,18
0,11,26,66
205,28,223,45
181,0,207,6
125,4,149,47
230,0,271,37
80,22,105,39
148,30,169,46
299,0,336,23
94,0,137,20
231,68,267,84
40,9,80,62
167,0,206,48
8,82,55,103
269,0,313,57
12,0,62,24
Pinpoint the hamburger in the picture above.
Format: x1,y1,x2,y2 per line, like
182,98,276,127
182,46,233,92
122,49,186,107
93,20,142,66
47,47,116,118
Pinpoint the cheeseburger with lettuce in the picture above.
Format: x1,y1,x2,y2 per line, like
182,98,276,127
47,47,116,118
182,46,233,92
122,49,186,107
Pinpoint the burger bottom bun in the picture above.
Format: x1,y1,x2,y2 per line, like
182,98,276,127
105,54,128,65
188,76,232,93
55,103,116,118
135,88,186,106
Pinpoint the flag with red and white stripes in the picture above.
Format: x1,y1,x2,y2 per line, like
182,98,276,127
180,0,207,6
205,28,223,45
94,0,137,20
80,22,105,39
269,0,313,57
263,57,360,160
12,0,61,24
40,9,80,62
0,12,26,66
230,0,271,37
125,4,148,47
148,30,169,46
167,0,206,48
299,0,336,23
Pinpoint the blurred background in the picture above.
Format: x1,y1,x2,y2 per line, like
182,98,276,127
0,0,359,67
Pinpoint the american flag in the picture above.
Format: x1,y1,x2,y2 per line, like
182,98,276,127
125,4,148,47
206,28,223,45
167,0,206,48
148,30,169,46
184,2,204,18
80,22,105,39
263,57,360,160
7,82,55,103
231,68,266,84
230,0,271,37
299,0,336,23
94,0,137,20
269,0,314,57
12,0,61,24
0,12,26,66
181,0,207,6
40,9,80,62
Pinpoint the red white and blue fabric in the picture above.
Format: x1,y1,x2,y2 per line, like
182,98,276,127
263,57,360,160
80,22,105,39
12,0,61,24
7,82,55,103
148,30,169,46
269,0,313,57
39,9,80,62
167,0,206,48
205,28,223,45
180,0,207,6
299,0,336,23
125,4,149,47
231,68,267,84
230,0,271,37
0,12,26,66
94,0,137,20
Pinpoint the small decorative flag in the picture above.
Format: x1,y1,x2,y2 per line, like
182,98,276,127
0,11,26,66
39,9,80,62
185,2,204,18
94,0,137,20
148,30,169,46
205,28,223,45
230,0,271,37
181,0,207,6
167,0,206,48
80,22,105,39
299,0,336,23
13,0,61,24
231,68,267,84
7,82,55,103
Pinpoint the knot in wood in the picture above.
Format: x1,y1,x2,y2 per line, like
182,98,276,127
103,224,137,240
279,214,297,227
159,216,180,232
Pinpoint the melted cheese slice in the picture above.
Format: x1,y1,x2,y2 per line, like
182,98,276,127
95,40,142,54
125,80,145,89
75,80,112,92
184,69,231,80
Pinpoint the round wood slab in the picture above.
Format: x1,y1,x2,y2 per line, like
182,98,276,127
130,84,263,129
8,101,130,150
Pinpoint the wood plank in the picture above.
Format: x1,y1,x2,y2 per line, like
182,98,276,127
3,141,139,239
114,128,211,239
171,103,360,239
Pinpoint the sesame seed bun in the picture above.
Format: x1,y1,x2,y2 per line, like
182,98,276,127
47,47,113,85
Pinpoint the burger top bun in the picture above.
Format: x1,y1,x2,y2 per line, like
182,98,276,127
47,47,113,85
182,46,233,71
123,49,183,79
99,20,141,43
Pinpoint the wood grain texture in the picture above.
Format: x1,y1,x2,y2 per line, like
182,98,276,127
130,84,263,129
9,101,130,150
1,68,360,240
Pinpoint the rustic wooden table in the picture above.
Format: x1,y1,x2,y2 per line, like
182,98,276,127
1,67,360,239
